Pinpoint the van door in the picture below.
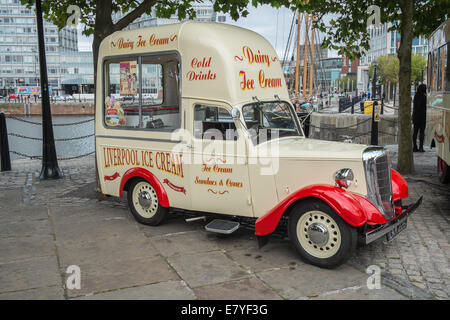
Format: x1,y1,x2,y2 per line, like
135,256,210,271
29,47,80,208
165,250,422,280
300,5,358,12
186,101,253,217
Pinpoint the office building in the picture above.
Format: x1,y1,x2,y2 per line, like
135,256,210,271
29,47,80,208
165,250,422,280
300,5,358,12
0,0,79,95
358,22,428,92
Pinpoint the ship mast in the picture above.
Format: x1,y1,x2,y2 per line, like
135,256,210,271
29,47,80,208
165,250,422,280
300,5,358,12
294,11,301,101
302,13,310,99
309,16,315,98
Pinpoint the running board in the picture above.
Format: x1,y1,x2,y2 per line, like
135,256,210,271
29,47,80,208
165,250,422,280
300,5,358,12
205,219,240,234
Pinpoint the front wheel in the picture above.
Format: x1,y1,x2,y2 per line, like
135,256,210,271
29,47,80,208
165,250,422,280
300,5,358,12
288,199,357,269
127,178,168,226
438,157,450,184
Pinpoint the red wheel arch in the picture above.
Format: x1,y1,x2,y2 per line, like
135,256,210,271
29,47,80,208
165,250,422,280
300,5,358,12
391,168,408,201
255,185,369,236
119,167,170,207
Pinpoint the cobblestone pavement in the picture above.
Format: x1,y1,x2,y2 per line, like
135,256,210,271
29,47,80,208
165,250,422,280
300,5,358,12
0,146,448,300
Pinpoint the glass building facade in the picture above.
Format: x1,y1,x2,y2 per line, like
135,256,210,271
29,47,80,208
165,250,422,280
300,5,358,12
0,0,79,95
0,0,217,96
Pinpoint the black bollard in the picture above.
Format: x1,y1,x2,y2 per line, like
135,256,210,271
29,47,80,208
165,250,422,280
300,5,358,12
0,112,11,171
371,101,379,146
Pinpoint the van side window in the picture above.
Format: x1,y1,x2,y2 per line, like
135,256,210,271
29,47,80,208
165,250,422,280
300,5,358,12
141,54,180,131
103,53,180,131
104,60,139,127
194,105,237,141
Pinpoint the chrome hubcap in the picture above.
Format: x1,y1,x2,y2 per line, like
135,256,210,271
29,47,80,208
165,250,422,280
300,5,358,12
138,191,152,209
132,182,159,218
307,223,329,246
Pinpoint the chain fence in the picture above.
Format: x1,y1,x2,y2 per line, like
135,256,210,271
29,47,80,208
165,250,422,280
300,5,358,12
4,115,95,161
5,114,94,126
307,116,398,144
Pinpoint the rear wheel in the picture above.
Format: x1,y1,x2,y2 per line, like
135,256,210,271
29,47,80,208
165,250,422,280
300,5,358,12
288,199,357,269
127,178,168,226
438,157,450,184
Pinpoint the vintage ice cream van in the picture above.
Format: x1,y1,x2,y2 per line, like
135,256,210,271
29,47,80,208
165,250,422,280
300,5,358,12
95,21,422,268
426,18,450,184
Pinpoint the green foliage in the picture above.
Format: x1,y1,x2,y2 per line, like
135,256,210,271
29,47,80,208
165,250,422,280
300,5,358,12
368,54,399,85
368,53,426,85
411,54,427,84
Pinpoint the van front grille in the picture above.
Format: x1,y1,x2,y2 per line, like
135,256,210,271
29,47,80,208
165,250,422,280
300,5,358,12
375,154,393,216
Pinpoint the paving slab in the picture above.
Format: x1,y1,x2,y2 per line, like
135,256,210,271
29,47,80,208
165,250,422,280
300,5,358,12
74,280,195,300
0,219,52,239
138,214,205,237
50,205,128,221
0,285,64,300
0,189,24,208
57,232,160,270
66,256,179,298
193,277,282,300
0,206,48,224
51,211,140,246
207,228,259,252
308,285,408,300
168,251,249,288
256,263,368,299
226,239,303,272
0,235,55,264
0,256,61,293
150,230,220,257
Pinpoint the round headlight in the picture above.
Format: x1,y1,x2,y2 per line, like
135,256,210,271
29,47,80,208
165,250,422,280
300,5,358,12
335,168,354,189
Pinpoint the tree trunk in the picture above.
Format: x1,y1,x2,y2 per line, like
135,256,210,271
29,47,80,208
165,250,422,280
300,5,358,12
396,0,414,174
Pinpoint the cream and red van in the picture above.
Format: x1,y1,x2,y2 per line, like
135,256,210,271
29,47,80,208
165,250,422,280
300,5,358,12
95,21,421,268
426,18,450,184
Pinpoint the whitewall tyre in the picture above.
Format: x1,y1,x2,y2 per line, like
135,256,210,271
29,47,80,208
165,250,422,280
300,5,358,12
288,199,357,269
127,178,168,226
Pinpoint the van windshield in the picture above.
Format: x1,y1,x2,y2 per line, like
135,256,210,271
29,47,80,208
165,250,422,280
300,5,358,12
242,101,303,143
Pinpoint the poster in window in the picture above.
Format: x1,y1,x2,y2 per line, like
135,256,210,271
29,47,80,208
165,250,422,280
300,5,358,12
105,96,126,126
120,61,138,96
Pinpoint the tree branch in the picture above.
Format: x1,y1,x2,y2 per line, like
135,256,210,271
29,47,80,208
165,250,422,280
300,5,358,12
113,0,158,32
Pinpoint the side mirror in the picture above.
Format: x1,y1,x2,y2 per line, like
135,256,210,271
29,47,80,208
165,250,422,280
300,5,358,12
231,108,240,120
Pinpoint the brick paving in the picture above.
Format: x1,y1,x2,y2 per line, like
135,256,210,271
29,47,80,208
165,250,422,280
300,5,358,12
0,146,448,300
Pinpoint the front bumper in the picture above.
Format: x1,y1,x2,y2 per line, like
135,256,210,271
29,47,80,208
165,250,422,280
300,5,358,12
363,196,423,244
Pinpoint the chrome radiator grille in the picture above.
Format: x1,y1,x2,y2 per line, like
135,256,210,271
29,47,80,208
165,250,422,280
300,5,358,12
363,147,394,220
375,154,393,216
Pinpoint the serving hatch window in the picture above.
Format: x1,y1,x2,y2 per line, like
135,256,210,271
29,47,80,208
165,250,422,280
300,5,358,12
194,105,238,141
103,53,180,131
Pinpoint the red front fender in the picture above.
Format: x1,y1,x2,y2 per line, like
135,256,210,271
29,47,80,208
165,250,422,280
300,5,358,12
255,185,369,236
119,167,170,207
391,168,408,201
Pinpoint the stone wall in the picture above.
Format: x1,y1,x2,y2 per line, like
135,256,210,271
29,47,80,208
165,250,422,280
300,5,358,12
308,113,398,145
0,102,94,115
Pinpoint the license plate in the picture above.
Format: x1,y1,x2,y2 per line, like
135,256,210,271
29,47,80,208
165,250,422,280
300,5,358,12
386,219,408,242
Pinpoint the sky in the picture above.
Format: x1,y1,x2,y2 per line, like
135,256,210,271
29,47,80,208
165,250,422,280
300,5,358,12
77,4,339,58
